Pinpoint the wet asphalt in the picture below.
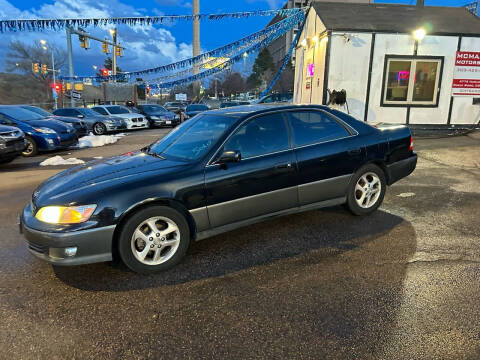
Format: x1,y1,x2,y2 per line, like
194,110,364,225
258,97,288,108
0,129,479,359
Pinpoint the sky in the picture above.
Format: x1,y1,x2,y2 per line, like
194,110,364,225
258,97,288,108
0,0,474,78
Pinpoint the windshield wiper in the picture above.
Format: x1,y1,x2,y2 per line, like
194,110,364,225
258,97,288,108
141,146,165,159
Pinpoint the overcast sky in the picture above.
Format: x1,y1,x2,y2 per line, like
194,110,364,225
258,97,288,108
0,0,472,77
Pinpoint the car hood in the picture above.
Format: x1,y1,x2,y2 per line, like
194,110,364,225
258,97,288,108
24,119,72,132
33,151,188,206
150,112,176,118
111,113,144,120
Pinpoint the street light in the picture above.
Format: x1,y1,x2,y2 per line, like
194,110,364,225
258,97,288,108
413,28,426,41
40,39,58,110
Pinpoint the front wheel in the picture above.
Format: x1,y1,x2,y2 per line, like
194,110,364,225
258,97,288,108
93,122,107,135
117,205,190,274
346,164,386,216
22,136,37,157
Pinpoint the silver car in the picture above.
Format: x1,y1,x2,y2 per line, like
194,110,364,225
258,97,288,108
52,107,126,135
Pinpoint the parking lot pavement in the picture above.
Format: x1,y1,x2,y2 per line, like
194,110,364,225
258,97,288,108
0,131,479,359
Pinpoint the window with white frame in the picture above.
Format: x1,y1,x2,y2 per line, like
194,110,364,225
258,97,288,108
382,56,443,106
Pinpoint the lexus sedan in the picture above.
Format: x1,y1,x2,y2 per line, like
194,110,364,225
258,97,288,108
21,105,417,274
52,107,126,135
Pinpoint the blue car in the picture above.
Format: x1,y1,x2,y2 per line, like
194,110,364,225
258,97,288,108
0,106,78,157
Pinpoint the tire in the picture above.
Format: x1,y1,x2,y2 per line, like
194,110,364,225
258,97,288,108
22,136,37,157
346,164,386,216
117,205,191,274
93,122,107,135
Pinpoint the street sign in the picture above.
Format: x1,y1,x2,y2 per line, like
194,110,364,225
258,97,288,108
175,93,187,101
71,91,82,99
452,51,480,96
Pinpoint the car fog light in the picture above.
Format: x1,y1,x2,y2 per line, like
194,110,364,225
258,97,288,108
47,139,54,145
64,247,77,257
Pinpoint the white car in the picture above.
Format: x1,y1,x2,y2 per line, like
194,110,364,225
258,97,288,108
91,105,149,130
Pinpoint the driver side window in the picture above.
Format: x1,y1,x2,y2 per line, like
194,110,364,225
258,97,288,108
223,113,290,159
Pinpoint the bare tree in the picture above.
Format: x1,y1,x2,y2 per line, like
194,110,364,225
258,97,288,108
4,40,67,104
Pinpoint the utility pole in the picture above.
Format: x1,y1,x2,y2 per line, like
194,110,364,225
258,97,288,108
66,26,75,107
111,28,118,81
193,0,200,98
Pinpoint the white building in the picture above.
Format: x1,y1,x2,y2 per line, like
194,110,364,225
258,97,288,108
294,2,480,126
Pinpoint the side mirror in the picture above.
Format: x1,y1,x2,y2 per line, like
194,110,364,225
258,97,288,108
77,114,85,118
217,150,241,164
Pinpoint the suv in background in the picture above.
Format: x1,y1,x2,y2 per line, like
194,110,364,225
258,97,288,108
52,107,126,135
0,125,26,164
20,105,88,137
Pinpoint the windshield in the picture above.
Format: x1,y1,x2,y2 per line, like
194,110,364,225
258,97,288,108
106,106,129,114
187,104,208,111
0,107,45,121
148,114,237,161
80,108,102,117
141,105,167,113
22,106,51,117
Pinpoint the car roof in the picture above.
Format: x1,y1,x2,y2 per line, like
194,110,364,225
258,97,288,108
204,104,331,118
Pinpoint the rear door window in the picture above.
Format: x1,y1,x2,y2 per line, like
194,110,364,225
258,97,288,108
286,111,349,147
93,107,109,115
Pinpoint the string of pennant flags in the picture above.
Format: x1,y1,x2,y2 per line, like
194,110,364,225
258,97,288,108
0,8,303,33
140,12,304,90
59,10,305,83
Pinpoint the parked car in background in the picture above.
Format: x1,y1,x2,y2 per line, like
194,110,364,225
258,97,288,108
20,104,417,273
52,107,126,135
164,102,187,112
92,105,149,130
0,106,76,156
135,104,179,127
256,93,293,104
20,105,88,137
185,104,209,119
220,101,240,108
0,125,26,163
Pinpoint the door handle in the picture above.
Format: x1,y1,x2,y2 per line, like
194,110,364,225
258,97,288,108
275,163,292,169
348,148,361,155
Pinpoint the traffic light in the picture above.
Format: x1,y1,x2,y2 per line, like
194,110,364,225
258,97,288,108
51,83,62,93
79,34,89,49
102,42,109,54
41,64,48,75
115,44,123,57
32,63,40,74
100,68,109,77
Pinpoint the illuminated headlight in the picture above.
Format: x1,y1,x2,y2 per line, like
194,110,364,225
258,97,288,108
35,204,97,224
34,127,56,134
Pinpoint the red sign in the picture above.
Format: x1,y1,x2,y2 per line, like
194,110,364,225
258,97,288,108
452,51,480,96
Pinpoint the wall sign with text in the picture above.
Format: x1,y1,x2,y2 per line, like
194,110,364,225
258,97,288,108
452,51,480,96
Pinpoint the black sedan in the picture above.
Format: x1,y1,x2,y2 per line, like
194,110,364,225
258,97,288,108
20,105,88,137
185,104,209,119
136,104,179,127
0,125,26,164
21,105,417,274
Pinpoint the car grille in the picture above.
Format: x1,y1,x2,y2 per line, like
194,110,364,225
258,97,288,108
5,138,24,148
28,242,48,254
131,118,143,122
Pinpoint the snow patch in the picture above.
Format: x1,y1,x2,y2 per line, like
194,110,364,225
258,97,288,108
77,133,127,149
40,156,85,166
397,192,416,198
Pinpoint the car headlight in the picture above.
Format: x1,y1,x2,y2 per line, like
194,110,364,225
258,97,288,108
35,204,97,224
151,116,159,120
0,138,5,150
34,127,56,134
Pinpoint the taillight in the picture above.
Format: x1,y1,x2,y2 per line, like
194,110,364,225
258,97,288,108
409,136,413,151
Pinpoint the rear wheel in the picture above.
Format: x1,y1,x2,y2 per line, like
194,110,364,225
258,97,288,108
346,164,386,216
117,205,190,274
93,122,107,135
22,136,37,157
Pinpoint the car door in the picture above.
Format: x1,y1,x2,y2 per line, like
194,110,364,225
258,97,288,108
286,109,365,206
204,112,298,229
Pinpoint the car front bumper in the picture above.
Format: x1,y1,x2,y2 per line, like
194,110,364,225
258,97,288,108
105,123,127,131
386,153,417,185
153,119,179,126
0,138,26,158
20,204,115,266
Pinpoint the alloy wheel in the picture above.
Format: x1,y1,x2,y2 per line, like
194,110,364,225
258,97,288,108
23,139,34,156
130,216,181,265
354,172,381,209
